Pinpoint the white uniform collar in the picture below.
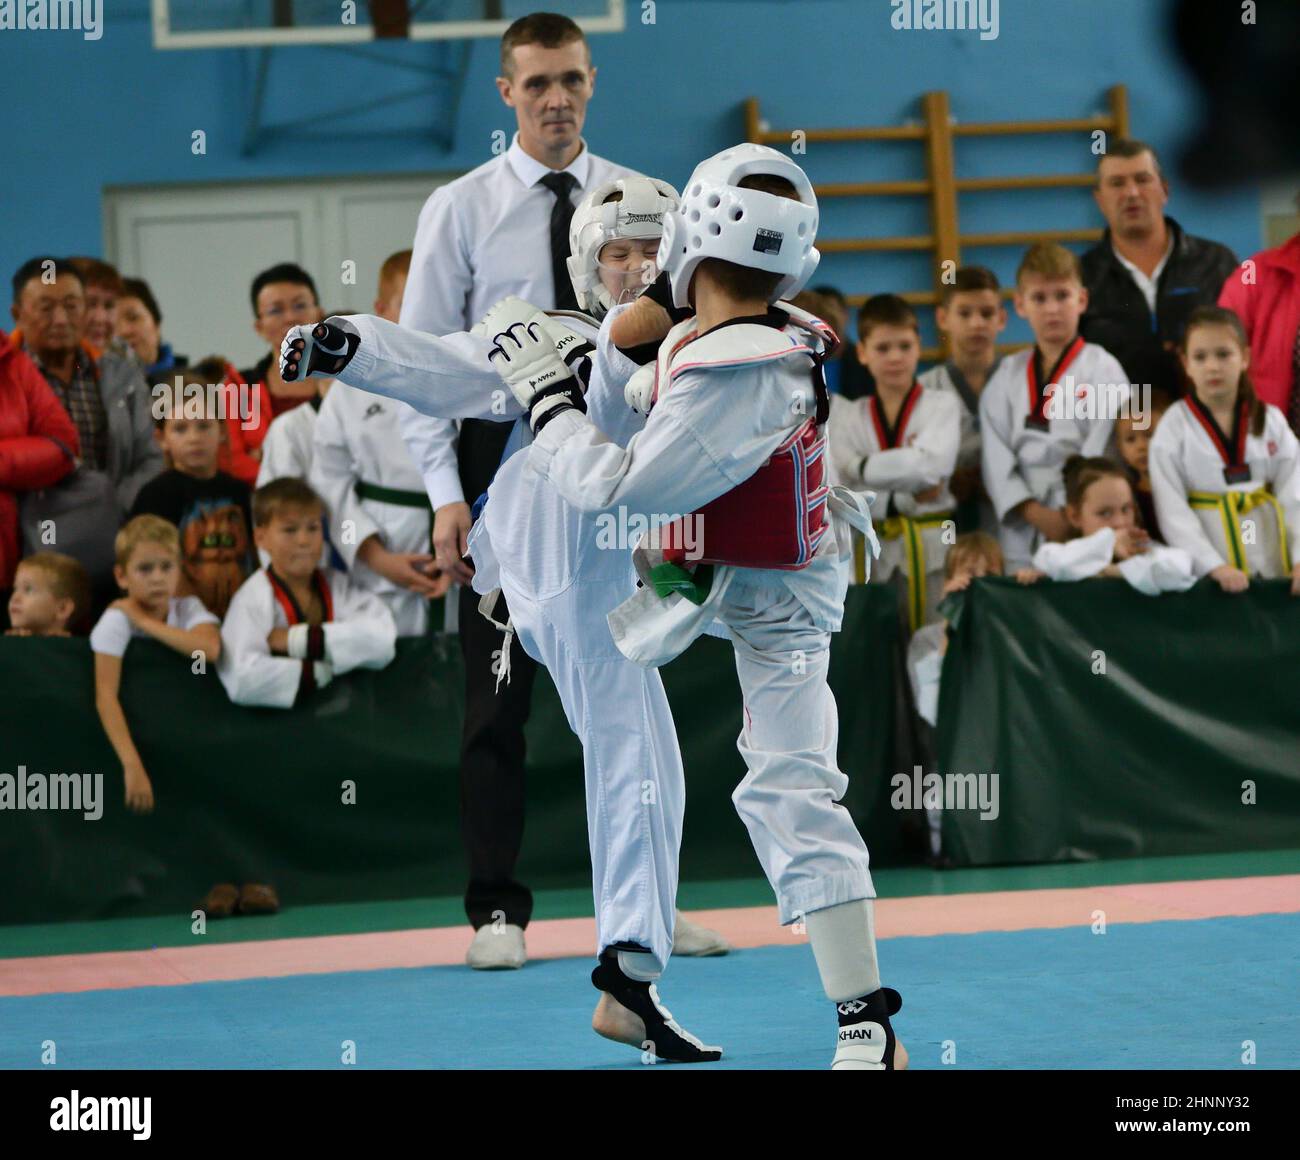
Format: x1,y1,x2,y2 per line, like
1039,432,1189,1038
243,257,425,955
506,132,592,190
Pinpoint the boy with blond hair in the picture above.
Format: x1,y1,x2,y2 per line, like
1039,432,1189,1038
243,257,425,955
91,516,222,812
218,478,396,709
6,552,90,636
980,243,1130,570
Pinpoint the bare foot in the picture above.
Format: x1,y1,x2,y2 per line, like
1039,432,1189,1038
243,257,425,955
592,992,646,1047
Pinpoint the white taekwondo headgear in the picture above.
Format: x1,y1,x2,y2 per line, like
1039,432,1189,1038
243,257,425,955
566,175,681,317
656,143,820,309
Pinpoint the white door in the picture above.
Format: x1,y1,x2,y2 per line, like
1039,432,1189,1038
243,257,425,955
103,173,454,370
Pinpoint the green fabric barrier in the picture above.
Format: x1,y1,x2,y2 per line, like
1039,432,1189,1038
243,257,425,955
0,586,910,926
936,577,1300,866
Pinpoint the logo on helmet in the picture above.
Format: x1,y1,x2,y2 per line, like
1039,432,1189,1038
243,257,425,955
624,212,664,225
753,228,784,255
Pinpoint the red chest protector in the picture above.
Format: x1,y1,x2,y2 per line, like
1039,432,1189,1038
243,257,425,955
655,307,834,571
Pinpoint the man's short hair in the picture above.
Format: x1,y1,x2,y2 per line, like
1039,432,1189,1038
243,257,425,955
115,514,180,570
938,265,1001,307
12,257,82,305
18,551,91,626
1097,138,1163,182
500,12,587,76
1016,242,1082,287
121,277,163,325
380,249,412,287
253,477,325,527
67,257,125,297
857,294,919,339
249,263,319,316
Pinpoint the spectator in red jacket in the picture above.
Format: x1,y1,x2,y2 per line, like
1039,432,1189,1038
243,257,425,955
0,332,80,618
1218,220,1300,432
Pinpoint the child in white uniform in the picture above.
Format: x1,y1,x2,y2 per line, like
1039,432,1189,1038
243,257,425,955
279,178,731,1015
981,243,1132,570
219,479,396,709
830,294,961,629
484,145,905,1069
1149,306,1300,594
918,266,1007,536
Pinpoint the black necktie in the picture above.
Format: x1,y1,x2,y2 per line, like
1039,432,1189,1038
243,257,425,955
540,170,580,311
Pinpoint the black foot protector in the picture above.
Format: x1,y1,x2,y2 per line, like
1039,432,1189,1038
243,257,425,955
834,987,904,1069
591,948,723,1063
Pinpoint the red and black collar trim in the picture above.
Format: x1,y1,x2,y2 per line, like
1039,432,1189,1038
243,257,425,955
870,381,923,449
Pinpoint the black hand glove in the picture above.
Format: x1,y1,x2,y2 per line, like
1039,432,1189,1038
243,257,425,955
281,320,360,382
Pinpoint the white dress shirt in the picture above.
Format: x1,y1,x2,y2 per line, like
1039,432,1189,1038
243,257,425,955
1113,233,1174,318
397,133,634,511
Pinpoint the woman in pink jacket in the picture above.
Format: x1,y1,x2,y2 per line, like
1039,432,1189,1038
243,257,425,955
0,332,80,595
1218,228,1300,428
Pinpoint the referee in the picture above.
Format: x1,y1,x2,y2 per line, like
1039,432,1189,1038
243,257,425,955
398,12,633,969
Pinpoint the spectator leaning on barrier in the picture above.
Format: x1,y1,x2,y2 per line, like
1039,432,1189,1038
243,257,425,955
91,515,222,815
116,277,189,381
0,334,79,611
1080,139,1238,400
218,478,396,710
9,258,162,594
1218,209,1300,433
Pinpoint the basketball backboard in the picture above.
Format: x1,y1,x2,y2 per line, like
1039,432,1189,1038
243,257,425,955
152,1,625,50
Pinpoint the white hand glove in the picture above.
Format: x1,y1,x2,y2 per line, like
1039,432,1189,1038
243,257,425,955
624,364,657,415
281,318,359,382
481,296,586,430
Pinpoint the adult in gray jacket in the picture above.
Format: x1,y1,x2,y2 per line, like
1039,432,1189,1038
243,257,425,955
10,257,162,588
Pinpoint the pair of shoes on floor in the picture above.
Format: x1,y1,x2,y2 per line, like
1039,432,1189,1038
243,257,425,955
201,882,280,918
672,910,732,956
466,922,527,970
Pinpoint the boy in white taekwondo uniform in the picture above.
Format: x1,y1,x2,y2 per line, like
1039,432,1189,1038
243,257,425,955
980,243,1131,571
480,144,907,1070
309,382,446,636
280,178,731,1038
220,478,397,709
829,294,962,630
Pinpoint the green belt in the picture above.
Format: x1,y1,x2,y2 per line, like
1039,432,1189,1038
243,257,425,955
355,480,433,510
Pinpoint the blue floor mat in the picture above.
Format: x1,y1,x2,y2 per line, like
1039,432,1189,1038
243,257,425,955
2,914,1295,1069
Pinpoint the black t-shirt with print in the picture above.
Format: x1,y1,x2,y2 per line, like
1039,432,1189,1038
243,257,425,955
129,470,254,619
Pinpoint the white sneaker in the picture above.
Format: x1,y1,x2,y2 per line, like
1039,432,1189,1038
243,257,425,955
672,910,733,957
466,923,527,970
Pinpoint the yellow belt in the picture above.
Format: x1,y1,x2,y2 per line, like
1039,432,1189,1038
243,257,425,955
1187,487,1291,576
854,509,953,631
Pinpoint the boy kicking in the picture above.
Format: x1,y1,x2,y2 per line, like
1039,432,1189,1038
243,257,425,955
480,144,906,1068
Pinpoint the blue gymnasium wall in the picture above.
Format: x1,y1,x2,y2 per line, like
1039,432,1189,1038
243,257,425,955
1,0,1261,349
